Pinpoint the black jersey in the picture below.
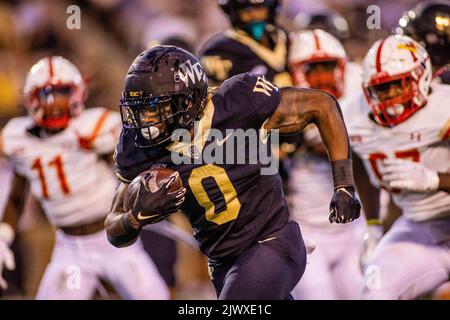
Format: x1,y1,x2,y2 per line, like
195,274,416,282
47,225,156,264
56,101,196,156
199,27,292,87
115,73,290,261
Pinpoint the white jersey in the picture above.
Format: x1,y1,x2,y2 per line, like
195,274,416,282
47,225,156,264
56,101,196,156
2,108,121,227
343,83,450,222
289,62,363,228
342,62,363,101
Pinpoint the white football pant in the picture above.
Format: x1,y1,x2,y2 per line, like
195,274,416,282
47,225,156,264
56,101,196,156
292,219,366,300
36,229,170,300
362,216,450,300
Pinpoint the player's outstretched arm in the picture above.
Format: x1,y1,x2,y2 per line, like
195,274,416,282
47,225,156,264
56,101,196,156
265,87,350,160
2,172,29,230
265,87,361,224
104,182,142,248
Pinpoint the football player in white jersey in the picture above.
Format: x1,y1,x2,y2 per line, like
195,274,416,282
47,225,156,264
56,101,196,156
287,29,367,299
0,56,169,299
343,35,450,299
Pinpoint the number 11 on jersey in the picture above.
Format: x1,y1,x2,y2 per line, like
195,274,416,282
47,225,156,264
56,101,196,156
31,155,71,198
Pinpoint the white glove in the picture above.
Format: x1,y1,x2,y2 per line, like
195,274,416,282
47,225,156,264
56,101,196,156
0,223,15,290
381,159,440,193
360,222,383,272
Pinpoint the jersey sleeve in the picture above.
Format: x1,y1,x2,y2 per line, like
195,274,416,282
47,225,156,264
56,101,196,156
246,73,281,122
213,72,281,128
1,117,31,159
1,120,16,159
76,108,122,155
114,129,135,183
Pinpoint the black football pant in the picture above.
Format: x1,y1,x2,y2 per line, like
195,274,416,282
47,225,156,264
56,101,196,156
210,220,307,300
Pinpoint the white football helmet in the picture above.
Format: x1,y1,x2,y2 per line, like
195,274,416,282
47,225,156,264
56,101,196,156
362,35,432,127
23,56,86,131
288,29,347,99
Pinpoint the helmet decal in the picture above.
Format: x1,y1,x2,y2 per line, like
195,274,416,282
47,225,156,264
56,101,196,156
375,38,387,73
178,60,207,87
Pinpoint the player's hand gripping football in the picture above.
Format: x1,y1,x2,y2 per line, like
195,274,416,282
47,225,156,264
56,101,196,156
0,224,15,290
329,187,361,223
130,175,186,227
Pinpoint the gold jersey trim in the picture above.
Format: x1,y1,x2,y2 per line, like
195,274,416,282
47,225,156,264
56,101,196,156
224,28,287,72
166,98,215,158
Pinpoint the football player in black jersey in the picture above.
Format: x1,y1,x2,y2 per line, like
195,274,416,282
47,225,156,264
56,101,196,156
200,0,300,192
397,1,450,84
105,46,361,300
199,0,292,87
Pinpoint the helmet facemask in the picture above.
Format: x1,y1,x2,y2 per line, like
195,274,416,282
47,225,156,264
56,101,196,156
24,56,86,133
290,58,345,99
363,66,427,127
28,84,82,133
120,91,205,148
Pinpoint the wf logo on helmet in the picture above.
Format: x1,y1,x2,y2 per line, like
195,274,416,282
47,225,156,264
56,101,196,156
177,60,207,87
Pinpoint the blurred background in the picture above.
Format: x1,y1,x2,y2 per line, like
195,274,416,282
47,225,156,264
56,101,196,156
0,0,426,299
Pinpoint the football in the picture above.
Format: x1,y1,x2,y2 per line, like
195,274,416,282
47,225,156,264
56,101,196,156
123,167,183,212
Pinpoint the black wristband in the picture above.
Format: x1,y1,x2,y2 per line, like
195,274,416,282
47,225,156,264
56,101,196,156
107,213,141,248
331,159,354,190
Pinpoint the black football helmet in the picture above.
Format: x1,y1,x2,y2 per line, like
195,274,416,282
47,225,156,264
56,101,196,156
219,0,280,38
397,1,450,68
120,46,208,148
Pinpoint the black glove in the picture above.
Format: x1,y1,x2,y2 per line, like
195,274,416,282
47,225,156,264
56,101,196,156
329,187,361,224
130,177,186,226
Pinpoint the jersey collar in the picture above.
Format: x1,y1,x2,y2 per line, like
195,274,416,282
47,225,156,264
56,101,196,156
225,28,287,72
166,98,215,158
